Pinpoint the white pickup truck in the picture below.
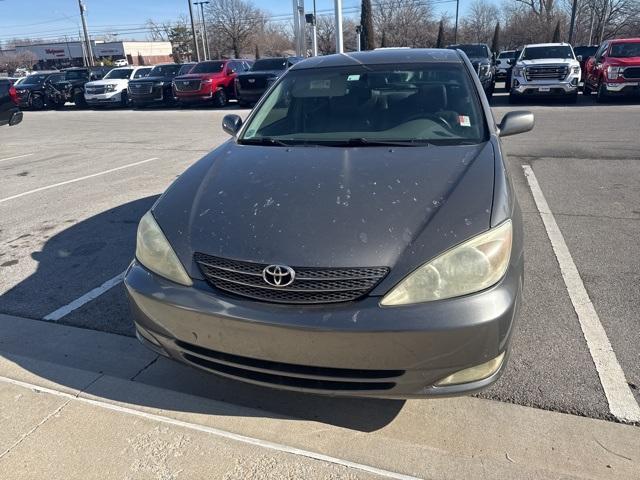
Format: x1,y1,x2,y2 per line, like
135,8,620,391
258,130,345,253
84,66,152,107
509,43,581,103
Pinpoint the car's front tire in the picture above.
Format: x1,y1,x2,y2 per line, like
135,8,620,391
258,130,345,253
596,83,609,103
567,92,578,104
213,88,227,108
30,94,45,110
120,90,129,107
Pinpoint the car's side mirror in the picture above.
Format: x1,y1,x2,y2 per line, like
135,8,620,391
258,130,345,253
507,59,515,66
222,114,243,136
576,55,583,62
498,111,534,137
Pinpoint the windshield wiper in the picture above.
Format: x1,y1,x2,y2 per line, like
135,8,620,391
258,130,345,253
238,137,292,146
327,138,431,147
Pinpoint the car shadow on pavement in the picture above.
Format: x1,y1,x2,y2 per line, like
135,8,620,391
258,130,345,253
1,196,405,432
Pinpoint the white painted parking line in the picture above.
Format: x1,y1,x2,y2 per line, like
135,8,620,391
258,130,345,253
523,165,640,423
0,375,421,480
43,272,125,322
0,153,34,163
0,157,160,204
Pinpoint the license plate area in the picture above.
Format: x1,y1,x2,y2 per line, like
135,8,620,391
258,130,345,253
538,87,551,92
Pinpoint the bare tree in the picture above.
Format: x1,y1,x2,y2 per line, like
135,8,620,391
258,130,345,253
460,0,500,43
254,21,294,57
373,0,436,47
145,19,170,41
0,51,38,74
205,0,264,58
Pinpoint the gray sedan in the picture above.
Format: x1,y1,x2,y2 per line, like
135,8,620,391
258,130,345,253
125,48,534,398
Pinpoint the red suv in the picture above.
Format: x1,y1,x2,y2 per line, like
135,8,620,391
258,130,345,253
172,59,252,107
584,38,640,102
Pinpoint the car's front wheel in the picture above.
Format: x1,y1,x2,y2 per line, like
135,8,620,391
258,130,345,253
213,88,227,108
31,94,45,110
120,90,129,107
74,89,87,108
596,83,609,103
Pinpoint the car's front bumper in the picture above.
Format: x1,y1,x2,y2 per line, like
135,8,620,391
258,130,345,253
604,81,640,94
124,255,522,398
85,90,123,105
511,77,579,96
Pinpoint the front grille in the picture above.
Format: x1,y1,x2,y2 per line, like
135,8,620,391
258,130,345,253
239,76,267,89
177,340,401,391
623,67,640,80
525,65,568,81
129,83,153,95
174,79,201,92
194,253,389,304
85,86,106,94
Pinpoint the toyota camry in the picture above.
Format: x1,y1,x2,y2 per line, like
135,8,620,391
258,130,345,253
125,48,534,397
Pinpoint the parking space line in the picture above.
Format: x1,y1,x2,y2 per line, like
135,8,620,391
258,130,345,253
0,157,160,204
523,165,640,423
0,153,34,163
43,272,125,322
0,375,421,480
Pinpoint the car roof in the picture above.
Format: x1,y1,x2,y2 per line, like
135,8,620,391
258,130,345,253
524,42,572,48
608,37,640,44
291,48,461,71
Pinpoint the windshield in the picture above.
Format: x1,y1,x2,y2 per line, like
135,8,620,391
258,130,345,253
178,63,195,75
65,70,88,80
148,64,181,77
573,46,597,57
190,61,224,74
452,45,489,58
610,42,640,58
521,46,574,60
22,74,49,85
498,51,516,59
252,58,288,71
239,63,486,146
104,68,133,79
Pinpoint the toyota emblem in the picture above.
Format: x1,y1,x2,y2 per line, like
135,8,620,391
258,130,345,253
262,264,295,287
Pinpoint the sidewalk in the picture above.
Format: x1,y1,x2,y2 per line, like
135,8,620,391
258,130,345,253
0,313,638,479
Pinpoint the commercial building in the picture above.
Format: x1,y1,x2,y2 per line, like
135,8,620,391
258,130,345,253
1,40,173,69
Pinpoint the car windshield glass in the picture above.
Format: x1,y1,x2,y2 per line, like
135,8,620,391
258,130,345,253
239,63,487,146
22,74,49,85
149,64,181,77
498,51,516,59
252,59,287,71
609,42,640,58
573,46,597,57
453,45,489,58
104,69,133,79
178,63,195,75
190,61,224,73
65,70,87,79
521,46,574,60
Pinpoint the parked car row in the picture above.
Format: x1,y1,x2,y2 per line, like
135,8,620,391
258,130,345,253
501,37,640,103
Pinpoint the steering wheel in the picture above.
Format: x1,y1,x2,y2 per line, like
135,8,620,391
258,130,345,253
403,112,454,131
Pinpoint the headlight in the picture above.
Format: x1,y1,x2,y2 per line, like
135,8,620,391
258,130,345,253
381,220,512,306
607,66,623,80
478,64,491,78
135,211,192,286
572,66,580,74
104,84,117,92
153,81,165,87
513,66,524,77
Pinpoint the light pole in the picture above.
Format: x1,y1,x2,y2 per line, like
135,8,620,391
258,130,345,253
194,1,210,60
187,0,201,61
305,14,318,56
356,25,362,52
334,0,343,53
454,0,460,44
78,0,94,66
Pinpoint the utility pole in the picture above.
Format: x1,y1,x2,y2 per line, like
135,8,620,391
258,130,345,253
78,0,94,66
188,0,201,62
568,0,578,44
454,0,460,44
194,2,210,60
79,30,88,67
334,0,343,53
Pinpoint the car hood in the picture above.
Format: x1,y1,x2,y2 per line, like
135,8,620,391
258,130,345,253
238,70,284,77
519,58,578,66
129,75,173,83
174,73,224,80
607,56,640,66
468,57,491,65
85,78,129,87
153,141,496,285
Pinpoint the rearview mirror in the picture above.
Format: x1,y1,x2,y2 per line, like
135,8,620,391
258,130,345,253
222,114,243,136
498,111,534,137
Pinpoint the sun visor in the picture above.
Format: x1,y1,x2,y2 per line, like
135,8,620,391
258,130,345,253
291,74,348,97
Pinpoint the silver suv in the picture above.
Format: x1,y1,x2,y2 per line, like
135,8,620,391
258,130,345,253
509,43,581,103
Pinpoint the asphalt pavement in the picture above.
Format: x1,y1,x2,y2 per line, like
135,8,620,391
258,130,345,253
0,88,639,475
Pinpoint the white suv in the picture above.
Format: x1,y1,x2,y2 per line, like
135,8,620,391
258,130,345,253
84,66,152,107
509,43,581,103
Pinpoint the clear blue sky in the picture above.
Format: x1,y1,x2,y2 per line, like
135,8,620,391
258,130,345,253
0,0,462,44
